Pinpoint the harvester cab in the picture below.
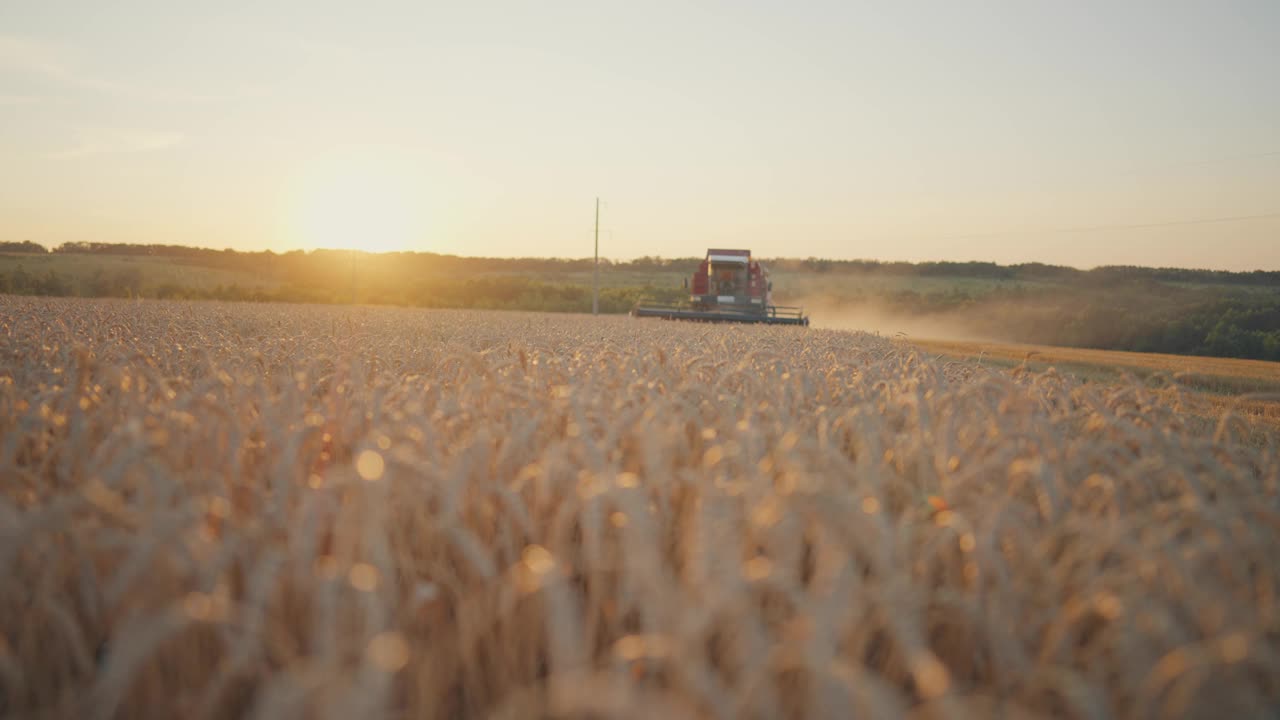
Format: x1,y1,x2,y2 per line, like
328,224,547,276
632,248,809,326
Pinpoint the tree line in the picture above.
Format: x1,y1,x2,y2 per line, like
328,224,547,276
4,240,1277,287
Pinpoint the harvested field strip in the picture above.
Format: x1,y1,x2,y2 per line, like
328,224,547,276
913,338,1280,388
914,338,1280,442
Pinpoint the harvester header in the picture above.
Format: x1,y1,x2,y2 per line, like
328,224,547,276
632,248,809,326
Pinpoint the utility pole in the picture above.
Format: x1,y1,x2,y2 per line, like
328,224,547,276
592,197,600,315
350,249,357,304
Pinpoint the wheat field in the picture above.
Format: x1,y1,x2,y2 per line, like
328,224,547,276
1,296,1278,719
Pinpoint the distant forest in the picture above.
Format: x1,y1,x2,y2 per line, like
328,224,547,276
2,240,1278,362
3,240,1278,286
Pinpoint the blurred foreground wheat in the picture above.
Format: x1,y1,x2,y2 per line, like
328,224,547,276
1,296,1278,719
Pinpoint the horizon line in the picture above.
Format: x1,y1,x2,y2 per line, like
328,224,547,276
5,240,1279,275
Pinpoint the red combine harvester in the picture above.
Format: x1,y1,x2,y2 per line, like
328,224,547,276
631,248,809,326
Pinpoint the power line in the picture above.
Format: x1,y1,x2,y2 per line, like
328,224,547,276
592,197,600,316
929,210,1280,242
1150,149,1280,172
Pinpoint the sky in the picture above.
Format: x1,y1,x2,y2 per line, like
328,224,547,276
1,1,1278,270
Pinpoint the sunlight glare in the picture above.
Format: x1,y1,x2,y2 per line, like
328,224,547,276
288,152,426,253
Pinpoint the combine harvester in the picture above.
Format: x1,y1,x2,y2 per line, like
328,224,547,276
631,248,809,326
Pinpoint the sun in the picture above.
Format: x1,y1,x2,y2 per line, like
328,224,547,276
288,152,426,253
